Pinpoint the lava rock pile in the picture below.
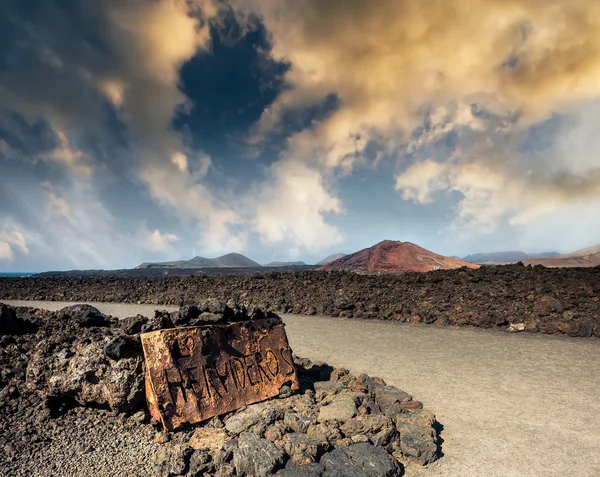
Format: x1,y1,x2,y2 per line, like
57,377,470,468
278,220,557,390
0,301,440,477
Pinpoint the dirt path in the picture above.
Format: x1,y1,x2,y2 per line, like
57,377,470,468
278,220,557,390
4,300,600,477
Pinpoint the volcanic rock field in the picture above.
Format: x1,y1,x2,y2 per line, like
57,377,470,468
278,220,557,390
2,264,599,337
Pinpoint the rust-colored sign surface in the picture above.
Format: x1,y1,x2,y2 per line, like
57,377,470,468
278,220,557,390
141,318,299,431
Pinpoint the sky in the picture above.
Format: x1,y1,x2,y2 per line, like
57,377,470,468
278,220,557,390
1,0,600,272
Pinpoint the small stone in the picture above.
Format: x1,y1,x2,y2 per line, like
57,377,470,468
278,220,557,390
284,413,314,433
280,433,327,464
152,444,193,477
507,323,526,333
214,463,236,477
189,426,228,451
307,423,342,443
155,431,170,444
318,397,357,423
400,401,423,411
188,448,212,476
265,422,286,442
190,312,225,325
130,410,146,424
279,384,293,398
372,427,395,447
313,381,344,394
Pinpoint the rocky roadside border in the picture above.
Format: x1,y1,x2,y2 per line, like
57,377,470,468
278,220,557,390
1,264,599,338
0,301,440,477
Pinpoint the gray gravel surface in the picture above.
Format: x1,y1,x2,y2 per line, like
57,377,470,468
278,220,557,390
5,409,160,477
4,300,600,477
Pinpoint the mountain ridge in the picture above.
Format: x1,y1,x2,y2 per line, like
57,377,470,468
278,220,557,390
525,243,600,267
316,253,347,266
136,252,261,269
264,261,306,267
463,251,559,264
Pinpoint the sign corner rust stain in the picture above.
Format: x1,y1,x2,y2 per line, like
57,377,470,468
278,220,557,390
141,318,299,431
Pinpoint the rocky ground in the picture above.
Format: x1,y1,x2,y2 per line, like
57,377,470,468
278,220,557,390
0,301,439,477
1,264,599,337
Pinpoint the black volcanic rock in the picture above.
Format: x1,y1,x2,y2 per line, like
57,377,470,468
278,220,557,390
1,264,600,338
0,303,39,335
0,303,440,476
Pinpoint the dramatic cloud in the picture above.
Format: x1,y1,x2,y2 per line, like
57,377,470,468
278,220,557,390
0,230,28,261
141,227,179,254
233,0,600,235
1,0,600,270
253,160,343,252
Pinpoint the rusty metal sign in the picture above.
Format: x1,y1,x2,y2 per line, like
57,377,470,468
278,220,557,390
141,318,299,431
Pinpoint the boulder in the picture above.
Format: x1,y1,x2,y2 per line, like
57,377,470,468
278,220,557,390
394,410,438,465
233,432,286,477
57,304,112,328
120,314,148,335
340,415,393,437
225,402,285,435
0,303,39,335
373,385,413,418
276,463,325,476
399,428,438,465
320,443,401,477
27,335,145,412
104,335,142,360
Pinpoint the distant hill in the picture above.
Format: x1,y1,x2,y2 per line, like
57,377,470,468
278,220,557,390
264,261,306,267
136,253,261,269
316,253,347,266
319,240,478,273
462,251,559,264
525,243,600,267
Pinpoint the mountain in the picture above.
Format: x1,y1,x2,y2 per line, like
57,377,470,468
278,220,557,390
462,251,559,264
319,240,478,273
136,253,262,269
264,261,306,267
524,243,600,267
316,253,347,266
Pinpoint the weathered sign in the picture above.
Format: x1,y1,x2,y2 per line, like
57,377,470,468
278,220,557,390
141,317,299,431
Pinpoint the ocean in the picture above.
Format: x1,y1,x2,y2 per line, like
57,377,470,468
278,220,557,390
0,272,34,277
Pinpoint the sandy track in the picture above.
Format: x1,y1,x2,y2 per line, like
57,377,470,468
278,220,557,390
4,300,600,477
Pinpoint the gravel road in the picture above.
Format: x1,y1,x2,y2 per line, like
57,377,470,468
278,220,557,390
4,300,600,477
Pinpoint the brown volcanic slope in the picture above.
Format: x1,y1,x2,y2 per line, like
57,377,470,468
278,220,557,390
525,243,600,267
319,240,479,273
